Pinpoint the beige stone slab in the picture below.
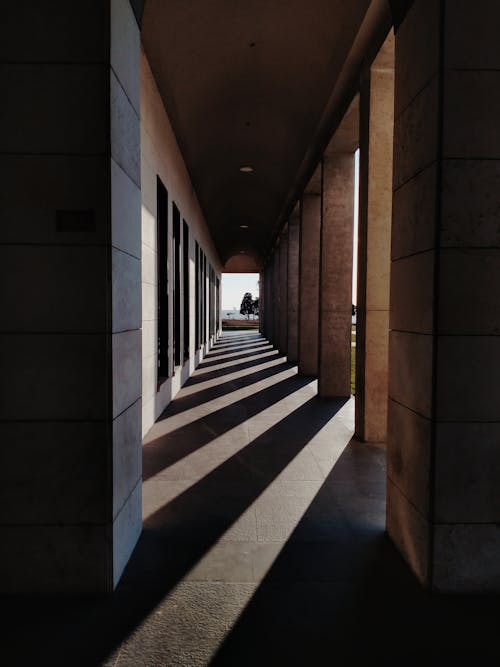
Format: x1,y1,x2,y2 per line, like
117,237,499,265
388,330,433,418
139,147,158,214
391,162,437,260
319,311,351,397
0,421,108,524
443,70,500,160
436,336,500,421
390,251,434,334
141,204,157,251
365,69,393,312
0,524,109,594
268,449,325,482
142,282,157,322
256,494,320,542
287,213,300,362
435,422,500,524
393,75,439,190
141,395,156,432
441,159,500,248
0,333,108,421
298,193,321,376
114,581,259,667
113,398,142,518
439,248,500,335
111,0,140,113
111,70,140,187
363,310,390,441
112,248,141,333
433,523,500,593
0,245,107,333
386,478,429,586
144,435,250,484
112,329,142,418
112,158,141,258
394,0,440,117
142,319,156,359
0,3,108,62
185,541,256,582
142,479,194,519
0,154,110,245
387,398,431,517
319,153,354,398
0,64,108,154
113,480,142,588
321,154,354,310
445,0,500,70
279,232,288,354
141,354,156,403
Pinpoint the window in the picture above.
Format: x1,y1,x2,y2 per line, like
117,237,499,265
202,252,207,345
183,220,190,360
173,203,181,367
209,265,215,337
195,241,200,349
216,276,220,332
157,177,170,384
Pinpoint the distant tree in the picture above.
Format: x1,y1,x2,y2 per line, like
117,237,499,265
352,304,356,317
240,292,254,320
253,297,259,317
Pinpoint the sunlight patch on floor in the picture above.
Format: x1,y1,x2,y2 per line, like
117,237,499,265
177,355,285,396
137,405,352,667
150,366,299,437
142,378,318,520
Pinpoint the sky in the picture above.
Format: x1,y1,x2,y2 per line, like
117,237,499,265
220,149,358,311
221,273,259,310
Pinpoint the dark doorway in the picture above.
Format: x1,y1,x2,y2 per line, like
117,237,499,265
173,203,181,368
183,220,190,361
157,177,170,384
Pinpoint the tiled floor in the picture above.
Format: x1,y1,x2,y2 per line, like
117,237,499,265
4,332,500,665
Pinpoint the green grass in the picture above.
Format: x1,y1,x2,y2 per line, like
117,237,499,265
222,324,259,331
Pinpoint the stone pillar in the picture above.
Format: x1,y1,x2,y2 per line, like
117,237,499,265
298,167,322,376
287,204,300,362
259,268,266,336
318,153,355,397
388,0,500,592
278,226,288,354
355,33,394,442
264,260,274,343
272,246,280,348
0,0,142,593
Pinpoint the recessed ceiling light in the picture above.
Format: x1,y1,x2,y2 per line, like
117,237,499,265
239,166,254,173
239,250,245,253
240,224,249,229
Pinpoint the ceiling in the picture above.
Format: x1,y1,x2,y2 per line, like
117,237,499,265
141,1,372,268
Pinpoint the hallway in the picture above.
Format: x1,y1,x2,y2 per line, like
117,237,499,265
120,330,388,665
5,331,499,665
132,330,384,665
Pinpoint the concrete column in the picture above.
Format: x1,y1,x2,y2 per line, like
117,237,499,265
278,227,288,354
388,0,500,592
272,247,280,348
0,0,142,593
259,268,266,336
355,34,394,442
298,167,322,376
264,261,274,343
318,153,355,397
287,204,300,362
